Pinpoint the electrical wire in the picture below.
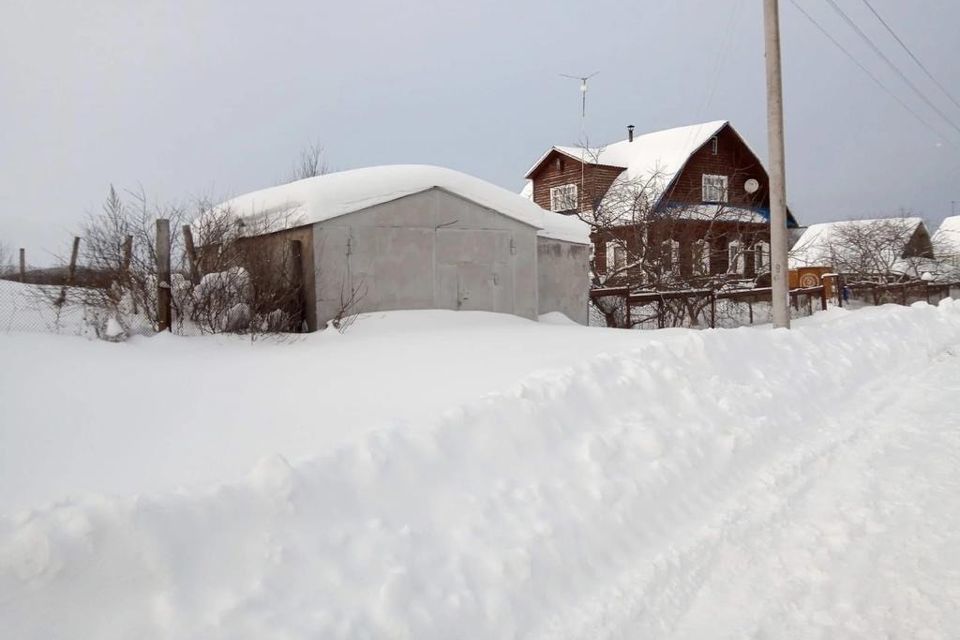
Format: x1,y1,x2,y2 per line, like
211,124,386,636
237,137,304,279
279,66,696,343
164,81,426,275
786,0,953,145
821,0,960,137
858,0,960,113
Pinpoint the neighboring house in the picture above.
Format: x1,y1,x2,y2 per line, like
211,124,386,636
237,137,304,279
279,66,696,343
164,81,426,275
933,216,960,265
212,165,592,329
931,216,960,280
521,120,799,284
789,217,934,281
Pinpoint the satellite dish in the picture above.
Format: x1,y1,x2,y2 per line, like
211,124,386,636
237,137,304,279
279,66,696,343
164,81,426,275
744,178,760,194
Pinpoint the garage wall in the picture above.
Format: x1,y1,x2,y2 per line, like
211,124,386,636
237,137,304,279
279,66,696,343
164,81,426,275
537,237,590,325
312,188,539,326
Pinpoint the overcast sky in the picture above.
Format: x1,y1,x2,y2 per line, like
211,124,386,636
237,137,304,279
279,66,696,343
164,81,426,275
2,0,959,263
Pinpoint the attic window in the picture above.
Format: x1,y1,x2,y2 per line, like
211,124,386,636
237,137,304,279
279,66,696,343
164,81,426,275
702,174,728,203
711,136,718,155
549,183,578,212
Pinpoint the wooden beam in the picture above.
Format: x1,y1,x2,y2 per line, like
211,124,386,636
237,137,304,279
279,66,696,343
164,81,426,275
156,219,171,332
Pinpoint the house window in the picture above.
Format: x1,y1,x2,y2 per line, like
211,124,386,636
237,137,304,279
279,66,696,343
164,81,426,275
754,241,770,272
711,136,718,155
728,239,743,274
694,239,710,275
549,184,578,212
661,239,680,272
605,242,626,273
702,174,728,203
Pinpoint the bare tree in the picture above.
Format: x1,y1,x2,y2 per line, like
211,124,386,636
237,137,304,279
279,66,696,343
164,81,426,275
570,145,772,327
289,141,329,181
802,217,934,283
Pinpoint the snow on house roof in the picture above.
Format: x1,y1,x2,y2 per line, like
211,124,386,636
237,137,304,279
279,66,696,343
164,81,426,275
525,120,728,190
789,217,925,269
933,215,960,255
216,165,590,244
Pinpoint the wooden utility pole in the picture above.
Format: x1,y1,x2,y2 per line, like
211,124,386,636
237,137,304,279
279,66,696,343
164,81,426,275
763,0,791,329
18,248,25,282
156,219,172,332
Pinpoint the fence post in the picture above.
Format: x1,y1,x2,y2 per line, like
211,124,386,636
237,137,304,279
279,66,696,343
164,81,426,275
925,282,931,305
55,236,81,306
156,219,172,332
748,299,754,324
900,283,907,306
289,239,306,332
657,296,664,329
19,248,26,282
182,225,200,285
820,285,827,311
710,291,716,328
624,294,631,328
122,235,133,273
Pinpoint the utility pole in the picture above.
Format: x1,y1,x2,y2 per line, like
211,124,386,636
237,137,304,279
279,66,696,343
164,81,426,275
763,0,790,329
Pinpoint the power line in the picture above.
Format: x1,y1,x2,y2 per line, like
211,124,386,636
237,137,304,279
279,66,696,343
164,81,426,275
786,0,952,144
821,0,960,137
858,0,960,112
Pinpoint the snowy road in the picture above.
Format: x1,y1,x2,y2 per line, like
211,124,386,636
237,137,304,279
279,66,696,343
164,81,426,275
541,338,960,639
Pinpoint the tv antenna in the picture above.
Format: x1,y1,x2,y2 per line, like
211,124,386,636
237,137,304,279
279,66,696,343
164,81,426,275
560,72,599,118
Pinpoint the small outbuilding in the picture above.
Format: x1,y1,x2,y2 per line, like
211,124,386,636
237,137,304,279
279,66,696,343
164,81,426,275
215,165,591,329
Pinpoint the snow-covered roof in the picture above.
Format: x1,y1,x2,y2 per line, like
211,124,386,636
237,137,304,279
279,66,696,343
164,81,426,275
933,215,960,256
525,120,727,195
538,213,591,244
789,217,925,269
523,121,798,227
216,165,590,244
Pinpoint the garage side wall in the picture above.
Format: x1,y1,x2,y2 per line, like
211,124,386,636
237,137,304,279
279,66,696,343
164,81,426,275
537,237,590,325
312,188,539,326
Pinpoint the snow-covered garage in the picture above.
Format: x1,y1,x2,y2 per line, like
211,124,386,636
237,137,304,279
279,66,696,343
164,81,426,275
217,165,591,329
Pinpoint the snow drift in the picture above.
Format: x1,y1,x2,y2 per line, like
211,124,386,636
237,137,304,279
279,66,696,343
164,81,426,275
2,300,960,638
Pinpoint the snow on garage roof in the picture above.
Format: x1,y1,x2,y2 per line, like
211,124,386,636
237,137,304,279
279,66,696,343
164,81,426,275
218,164,561,235
933,216,960,255
789,217,925,268
538,213,591,244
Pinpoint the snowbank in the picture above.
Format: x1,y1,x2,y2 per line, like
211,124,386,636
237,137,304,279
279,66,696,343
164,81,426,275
2,300,960,638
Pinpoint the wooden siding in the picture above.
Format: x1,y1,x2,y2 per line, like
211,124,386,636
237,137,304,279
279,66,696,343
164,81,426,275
528,150,624,213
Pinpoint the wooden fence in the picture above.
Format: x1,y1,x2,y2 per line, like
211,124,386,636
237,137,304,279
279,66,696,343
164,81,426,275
589,279,957,330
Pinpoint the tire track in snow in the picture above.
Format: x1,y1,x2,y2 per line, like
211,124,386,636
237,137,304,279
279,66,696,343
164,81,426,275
531,341,960,639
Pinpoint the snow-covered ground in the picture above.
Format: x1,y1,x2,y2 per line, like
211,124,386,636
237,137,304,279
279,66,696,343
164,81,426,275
2,280,959,639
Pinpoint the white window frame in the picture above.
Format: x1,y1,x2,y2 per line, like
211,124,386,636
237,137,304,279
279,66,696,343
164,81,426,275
694,239,710,275
754,241,770,273
605,241,626,274
549,183,578,212
728,239,743,274
661,239,680,272
702,174,729,203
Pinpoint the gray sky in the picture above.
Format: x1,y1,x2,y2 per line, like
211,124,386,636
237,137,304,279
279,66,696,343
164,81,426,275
2,0,959,263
